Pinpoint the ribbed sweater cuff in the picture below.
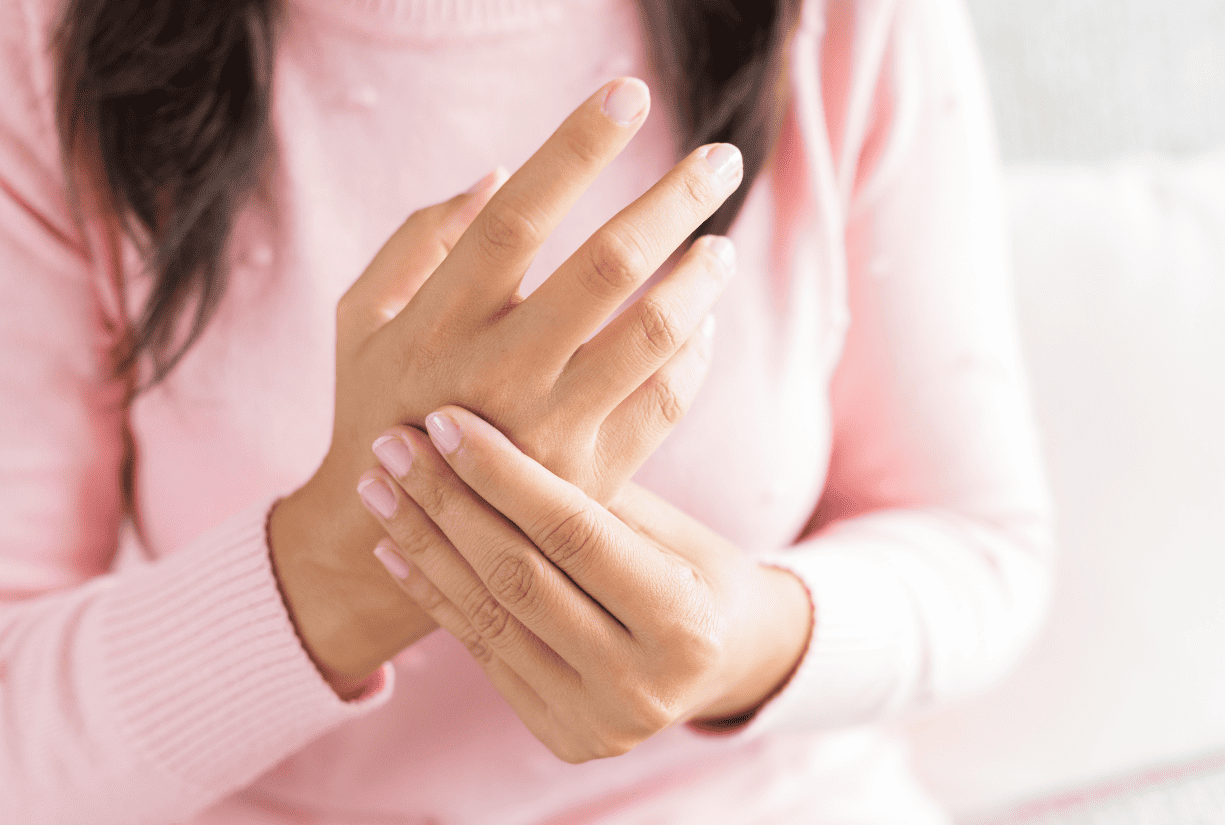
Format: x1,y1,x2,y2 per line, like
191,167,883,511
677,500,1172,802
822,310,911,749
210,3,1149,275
732,541,923,736
96,495,395,794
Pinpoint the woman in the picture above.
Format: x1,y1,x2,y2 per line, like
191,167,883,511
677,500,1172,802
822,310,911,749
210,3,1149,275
0,0,1054,821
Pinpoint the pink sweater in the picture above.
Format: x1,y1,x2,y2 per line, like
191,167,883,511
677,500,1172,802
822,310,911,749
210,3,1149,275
0,0,1055,821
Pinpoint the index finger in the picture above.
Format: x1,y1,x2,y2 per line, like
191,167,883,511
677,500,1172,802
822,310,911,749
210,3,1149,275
421,405,690,631
406,77,651,324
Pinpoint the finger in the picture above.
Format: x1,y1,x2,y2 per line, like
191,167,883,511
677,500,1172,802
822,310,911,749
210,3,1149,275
374,540,558,721
357,466,580,695
406,77,651,324
508,145,742,365
357,463,583,696
419,407,686,628
338,167,508,347
367,427,624,668
382,551,588,764
596,313,717,482
559,234,733,418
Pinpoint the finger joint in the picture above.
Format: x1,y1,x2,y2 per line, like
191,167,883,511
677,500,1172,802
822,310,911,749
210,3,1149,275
457,626,493,664
535,508,602,572
635,298,681,360
474,200,542,266
646,372,687,427
677,167,716,213
464,588,513,645
584,231,649,300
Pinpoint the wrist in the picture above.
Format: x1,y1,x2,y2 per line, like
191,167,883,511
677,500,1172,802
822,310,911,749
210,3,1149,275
691,563,813,728
267,471,435,692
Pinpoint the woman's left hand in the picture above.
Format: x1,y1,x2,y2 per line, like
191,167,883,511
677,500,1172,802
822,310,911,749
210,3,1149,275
359,406,812,763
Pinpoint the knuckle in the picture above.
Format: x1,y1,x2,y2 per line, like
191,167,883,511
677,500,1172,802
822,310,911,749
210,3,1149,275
646,372,687,427
534,508,602,571
401,313,454,367
474,201,540,264
611,668,683,732
677,166,716,209
677,626,722,675
411,475,454,520
584,230,648,298
487,553,538,611
463,588,513,643
393,519,436,560
624,699,673,742
406,204,433,224
457,626,493,664
635,298,682,360
660,609,723,675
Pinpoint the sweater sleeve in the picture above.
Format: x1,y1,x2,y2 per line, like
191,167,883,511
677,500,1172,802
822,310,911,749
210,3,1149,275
740,0,1056,734
0,2,393,822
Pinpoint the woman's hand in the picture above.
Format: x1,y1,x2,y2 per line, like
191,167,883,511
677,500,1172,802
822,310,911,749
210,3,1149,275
270,77,744,692
360,406,813,761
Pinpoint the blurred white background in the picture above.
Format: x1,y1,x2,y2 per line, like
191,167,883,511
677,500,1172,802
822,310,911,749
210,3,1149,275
967,0,1225,161
905,2,1225,822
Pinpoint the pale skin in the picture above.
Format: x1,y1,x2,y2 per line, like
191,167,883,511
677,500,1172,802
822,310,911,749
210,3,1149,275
364,408,813,759
267,76,812,750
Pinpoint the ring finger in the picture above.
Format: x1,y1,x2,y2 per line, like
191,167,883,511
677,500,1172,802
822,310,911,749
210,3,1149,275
558,232,734,418
507,143,743,366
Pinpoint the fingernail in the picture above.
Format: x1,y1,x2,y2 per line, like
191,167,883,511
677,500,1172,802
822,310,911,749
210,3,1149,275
372,435,413,477
701,235,736,272
702,314,716,340
425,412,462,455
374,541,412,581
464,168,499,196
358,477,397,520
704,144,742,186
602,78,649,126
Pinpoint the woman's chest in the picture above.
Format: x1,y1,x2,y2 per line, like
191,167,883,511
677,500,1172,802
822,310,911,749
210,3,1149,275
127,6,837,558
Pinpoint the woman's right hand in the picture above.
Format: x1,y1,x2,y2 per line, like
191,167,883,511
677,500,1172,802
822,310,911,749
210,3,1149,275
269,77,743,693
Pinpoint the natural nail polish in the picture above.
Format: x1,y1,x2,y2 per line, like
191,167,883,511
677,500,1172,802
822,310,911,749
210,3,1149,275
704,143,742,186
358,477,397,520
374,541,413,581
602,78,649,126
373,435,413,477
464,168,499,195
425,412,462,455
702,235,736,272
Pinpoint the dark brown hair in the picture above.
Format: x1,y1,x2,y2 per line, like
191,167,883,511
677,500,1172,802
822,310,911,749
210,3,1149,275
53,0,799,388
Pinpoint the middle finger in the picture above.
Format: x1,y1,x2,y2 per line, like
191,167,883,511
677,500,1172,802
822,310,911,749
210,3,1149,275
405,77,652,326
506,143,742,365
368,425,625,669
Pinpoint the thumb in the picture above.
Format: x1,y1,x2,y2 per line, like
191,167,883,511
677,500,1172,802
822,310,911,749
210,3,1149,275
338,166,509,346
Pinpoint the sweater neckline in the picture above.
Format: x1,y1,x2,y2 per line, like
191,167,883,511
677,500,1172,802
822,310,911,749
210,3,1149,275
289,0,571,43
